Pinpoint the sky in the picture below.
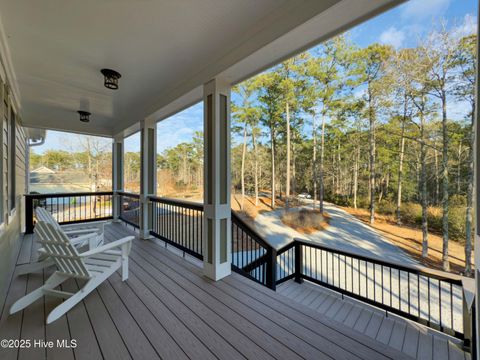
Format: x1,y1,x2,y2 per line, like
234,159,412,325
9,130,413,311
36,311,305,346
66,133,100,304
35,0,477,155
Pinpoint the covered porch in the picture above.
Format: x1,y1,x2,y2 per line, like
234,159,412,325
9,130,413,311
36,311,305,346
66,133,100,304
0,0,478,359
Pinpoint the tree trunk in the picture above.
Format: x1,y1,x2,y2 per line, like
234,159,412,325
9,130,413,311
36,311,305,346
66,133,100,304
285,102,291,207
240,121,247,211
457,143,462,193
270,126,276,209
353,145,359,209
319,112,326,213
313,114,317,209
419,121,428,258
396,118,406,224
441,92,450,271
434,141,439,205
252,130,259,207
378,175,385,204
292,136,296,197
465,106,475,275
336,142,341,195
368,93,376,224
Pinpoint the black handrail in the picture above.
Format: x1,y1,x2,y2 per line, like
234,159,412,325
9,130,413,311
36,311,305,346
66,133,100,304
149,196,204,259
118,192,140,228
277,237,467,340
25,191,114,233
150,196,203,211
25,191,114,198
231,212,276,289
282,238,463,284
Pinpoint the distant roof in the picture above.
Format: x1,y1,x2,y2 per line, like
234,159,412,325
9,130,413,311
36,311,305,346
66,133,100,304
31,166,55,174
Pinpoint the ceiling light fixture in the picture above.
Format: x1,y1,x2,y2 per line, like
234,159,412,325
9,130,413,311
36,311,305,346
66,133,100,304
101,68,121,90
77,110,91,122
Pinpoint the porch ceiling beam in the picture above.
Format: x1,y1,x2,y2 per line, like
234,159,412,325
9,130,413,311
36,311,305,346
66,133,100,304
20,118,113,138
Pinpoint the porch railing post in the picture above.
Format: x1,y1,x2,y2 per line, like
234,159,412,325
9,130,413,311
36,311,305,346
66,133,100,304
25,195,34,234
294,241,303,284
462,277,476,352
266,247,277,290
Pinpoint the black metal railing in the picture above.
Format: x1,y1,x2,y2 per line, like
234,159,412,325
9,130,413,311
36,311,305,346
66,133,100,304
24,193,472,344
118,191,140,228
149,196,204,260
25,192,114,233
231,212,277,289
276,238,467,340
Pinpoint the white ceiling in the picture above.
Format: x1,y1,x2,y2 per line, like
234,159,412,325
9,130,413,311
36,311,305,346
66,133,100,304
0,0,403,137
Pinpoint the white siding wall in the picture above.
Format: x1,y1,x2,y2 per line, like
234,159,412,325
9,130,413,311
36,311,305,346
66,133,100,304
0,79,28,310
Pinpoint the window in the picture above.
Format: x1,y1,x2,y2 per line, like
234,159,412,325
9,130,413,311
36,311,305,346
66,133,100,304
9,108,15,211
0,82,6,224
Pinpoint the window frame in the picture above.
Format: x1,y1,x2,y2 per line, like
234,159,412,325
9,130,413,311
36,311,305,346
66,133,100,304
8,105,15,214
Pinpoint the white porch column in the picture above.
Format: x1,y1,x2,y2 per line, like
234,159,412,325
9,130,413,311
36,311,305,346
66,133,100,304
112,134,124,221
203,77,231,281
139,118,157,239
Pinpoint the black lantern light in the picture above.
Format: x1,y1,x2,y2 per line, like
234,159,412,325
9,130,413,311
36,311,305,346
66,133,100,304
77,110,91,122
101,68,121,90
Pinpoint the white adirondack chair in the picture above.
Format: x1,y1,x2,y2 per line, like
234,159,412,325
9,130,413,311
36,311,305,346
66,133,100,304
36,207,105,248
16,208,106,276
10,220,133,324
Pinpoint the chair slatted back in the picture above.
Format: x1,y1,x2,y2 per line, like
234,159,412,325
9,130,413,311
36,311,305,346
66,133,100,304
35,221,90,278
35,207,61,230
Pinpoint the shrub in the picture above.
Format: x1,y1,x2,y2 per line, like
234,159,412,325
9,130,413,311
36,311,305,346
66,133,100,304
399,202,422,225
281,209,329,234
356,196,370,209
426,207,442,231
448,206,466,243
325,193,351,207
377,201,396,216
449,194,467,207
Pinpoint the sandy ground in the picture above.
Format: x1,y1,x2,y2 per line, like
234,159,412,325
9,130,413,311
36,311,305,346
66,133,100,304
341,206,474,275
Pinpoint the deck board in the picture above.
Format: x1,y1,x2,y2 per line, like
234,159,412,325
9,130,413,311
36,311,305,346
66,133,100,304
127,243,303,360
125,249,275,360
18,272,45,360
279,277,471,360
16,233,33,265
80,280,131,360
0,223,419,360
376,317,395,344
44,270,75,360
62,279,103,360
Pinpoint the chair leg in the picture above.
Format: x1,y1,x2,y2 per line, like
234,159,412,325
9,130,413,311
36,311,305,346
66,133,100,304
16,258,55,276
46,266,117,324
46,280,95,324
10,272,68,315
121,245,129,281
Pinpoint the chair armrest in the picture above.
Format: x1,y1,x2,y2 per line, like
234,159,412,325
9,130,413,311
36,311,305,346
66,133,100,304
79,236,134,258
64,228,100,235
62,221,106,231
69,233,101,246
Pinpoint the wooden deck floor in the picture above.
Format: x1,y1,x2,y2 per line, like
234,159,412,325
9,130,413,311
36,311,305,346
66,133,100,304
277,280,470,360
0,222,413,360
